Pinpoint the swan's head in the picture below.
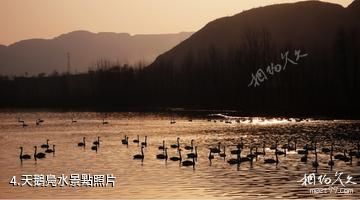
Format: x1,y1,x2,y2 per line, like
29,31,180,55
34,146,37,149
47,139,49,142
19,146,23,149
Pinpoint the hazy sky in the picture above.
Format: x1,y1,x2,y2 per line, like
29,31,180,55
0,0,353,45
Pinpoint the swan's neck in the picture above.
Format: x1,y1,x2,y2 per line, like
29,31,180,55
179,151,182,160
83,138,86,145
141,148,144,156
20,148,23,157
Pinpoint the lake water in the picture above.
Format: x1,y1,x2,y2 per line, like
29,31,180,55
0,112,359,199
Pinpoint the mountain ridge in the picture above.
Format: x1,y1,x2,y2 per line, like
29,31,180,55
0,31,193,75
150,0,355,70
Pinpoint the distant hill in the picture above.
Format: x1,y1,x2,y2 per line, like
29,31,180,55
0,31,192,75
150,1,354,69
146,0,360,115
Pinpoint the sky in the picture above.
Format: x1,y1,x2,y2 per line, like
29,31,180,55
0,0,353,45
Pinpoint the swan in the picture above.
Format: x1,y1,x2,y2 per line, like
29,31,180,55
41,139,49,149
19,147,31,160
184,139,194,150
312,142,319,168
34,146,46,159
334,150,348,160
187,146,198,158
288,139,297,151
17,118,24,123
91,145,98,151
208,149,214,160
340,150,351,162
238,138,244,149
276,148,286,157
182,157,195,167
328,145,334,167
156,148,168,160
141,136,147,146
170,149,182,161
102,119,108,125
219,146,226,159
71,118,77,123
349,141,360,158
93,136,100,145
228,147,241,165
158,140,165,150
264,149,279,164
300,150,308,162
255,142,266,156
247,147,256,159
322,147,331,153
45,145,55,153
22,121,28,127
134,146,145,160
297,144,308,154
121,135,128,145
305,144,315,151
78,137,86,147
133,135,140,143
170,137,180,148
36,119,44,126
210,142,221,154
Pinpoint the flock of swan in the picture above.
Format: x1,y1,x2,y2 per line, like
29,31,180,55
16,117,360,170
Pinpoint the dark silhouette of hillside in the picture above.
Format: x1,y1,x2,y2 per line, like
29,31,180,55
145,0,360,116
0,31,192,75
0,1,359,117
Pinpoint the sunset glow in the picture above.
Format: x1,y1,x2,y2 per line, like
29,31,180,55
0,0,353,45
